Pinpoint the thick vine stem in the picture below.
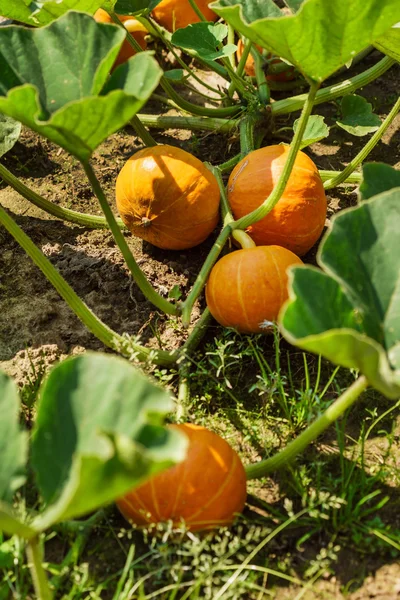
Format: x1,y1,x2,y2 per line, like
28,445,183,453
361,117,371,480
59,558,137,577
246,376,369,479
137,113,237,133
319,170,361,185
234,80,320,231
252,48,270,106
0,203,175,365
239,114,257,157
324,96,400,189
26,537,53,600
0,162,125,229
83,161,178,316
272,56,395,116
188,0,207,21
130,114,158,147
176,360,190,422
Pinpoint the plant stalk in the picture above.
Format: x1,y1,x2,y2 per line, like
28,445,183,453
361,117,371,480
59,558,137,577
136,113,237,133
188,0,207,21
319,170,361,184
26,537,53,600
324,96,400,189
83,161,178,316
0,203,175,365
245,376,369,479
0,162,124,229
130,115,157,147
272,56,395,116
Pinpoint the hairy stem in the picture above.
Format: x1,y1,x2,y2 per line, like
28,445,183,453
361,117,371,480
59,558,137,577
26,537,52,600
272,56,395,116
324,96,400,189
246,376,369,479
0,162,124,229
83,161,178,316
136,113,237,133
130,115,157,147
0,204,174,364
253,48,270,105
319,170,361,184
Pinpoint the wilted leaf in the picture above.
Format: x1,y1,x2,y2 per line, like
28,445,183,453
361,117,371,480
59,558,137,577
0,115,21,158
172,23,236,61
293,114,329,149
280,189,400,399
359,163,400,200
31,354,188,529
0,372,27,503
337,95,381,136
0,13,162,161
0,0,104,26
211,0,400,82
374,23,400,61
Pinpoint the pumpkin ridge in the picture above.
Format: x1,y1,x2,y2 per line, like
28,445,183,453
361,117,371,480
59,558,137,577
152,212,219,231
236,252,253,332
152,175,203,220
207,274,227,327
150,477,162,520
188,450,237,524
118,496,151,524
268,248,285,310
119,180,144,223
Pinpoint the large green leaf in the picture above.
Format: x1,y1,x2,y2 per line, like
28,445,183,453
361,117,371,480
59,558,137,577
374,23,400,61
110,0,162,15
172,23,237,62
280,190,400,399
31,354,187,530
0,0,104,26
211,0,400,82
0,12,162,161
293,114,329,149
0,372,27,502
0,115,21,158
359,163,400,200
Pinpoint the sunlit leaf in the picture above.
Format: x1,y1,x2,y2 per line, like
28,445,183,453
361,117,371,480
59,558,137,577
0,115,21,158
0,502,36,539
211,0,400,82
359,163,400,200
0,0,104,26
0,12,162,161
337,95,381,137
0,372,27,503
293,114,329,149
280,189,400,399
172,23,236,61
31,354,188,529
374,23,400,61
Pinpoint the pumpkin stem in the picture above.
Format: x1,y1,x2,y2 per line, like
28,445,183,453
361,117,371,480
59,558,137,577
232,230,256,249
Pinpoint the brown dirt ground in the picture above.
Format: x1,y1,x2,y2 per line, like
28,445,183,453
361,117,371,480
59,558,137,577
0,50,399,598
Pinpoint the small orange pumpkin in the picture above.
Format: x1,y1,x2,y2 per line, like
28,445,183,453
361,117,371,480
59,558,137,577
117,423,247,531
206,246,303,334
152,0,217,31
116,145,220,250
228,145,327,256
94,9,148,69
236,39,295,82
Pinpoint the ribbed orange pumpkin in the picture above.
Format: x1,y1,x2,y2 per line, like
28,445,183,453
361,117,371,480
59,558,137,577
152,0,217,31
228,145,327,256
236,39,295,82
94,9,147,68
206,246,303,333
117,424,247,531
116,145,220,250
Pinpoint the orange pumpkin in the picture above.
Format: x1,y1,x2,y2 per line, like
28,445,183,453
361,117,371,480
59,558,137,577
236,39,295,82
117,423,247,531
228,145,327,256
116,145,220,250
206,246,303,333
152,0,217,31
94,9,147,69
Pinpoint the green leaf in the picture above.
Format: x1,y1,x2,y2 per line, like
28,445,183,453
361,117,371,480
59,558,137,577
337,95,381,137
0,0,105,26
164,69,186,82
211,0,400,82
0,115,21,158
0,372,27,503
0,13,162,161
293,115,329,149
359,163,400,201
172,23,237,61
374,23,400,61
0,502,36,539
280,190,400,399
284,0,305,12
110,0,162,15
31,353,188,529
